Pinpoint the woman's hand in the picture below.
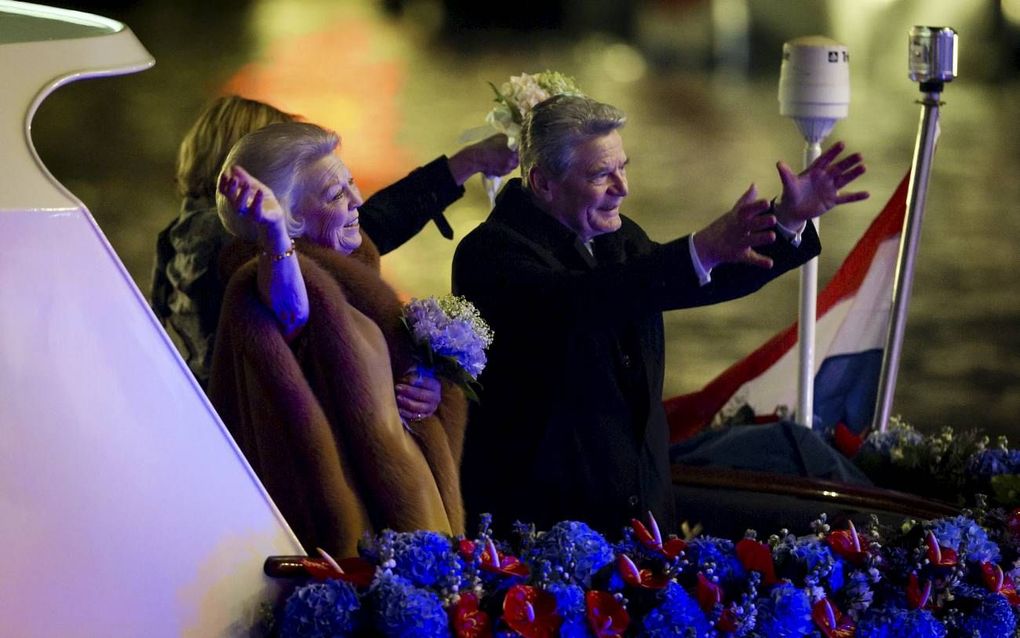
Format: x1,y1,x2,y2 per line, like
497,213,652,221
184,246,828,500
396,369,442,422
447,134,520,186
220,165,308,339
218,165,290,254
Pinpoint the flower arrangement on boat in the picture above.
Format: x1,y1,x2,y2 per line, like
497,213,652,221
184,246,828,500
272,506,1020,637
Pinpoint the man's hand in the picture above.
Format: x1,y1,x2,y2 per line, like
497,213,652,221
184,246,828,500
693,184,779,271
773,141,869,227
447,134,520,186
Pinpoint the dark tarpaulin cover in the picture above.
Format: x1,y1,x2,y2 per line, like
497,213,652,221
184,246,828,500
670,420,872,486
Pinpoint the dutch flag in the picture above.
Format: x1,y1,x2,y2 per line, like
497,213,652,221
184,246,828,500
665,173,910,444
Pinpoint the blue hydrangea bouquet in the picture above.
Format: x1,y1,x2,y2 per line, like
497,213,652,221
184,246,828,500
271,505,1020,637
401,295,493,402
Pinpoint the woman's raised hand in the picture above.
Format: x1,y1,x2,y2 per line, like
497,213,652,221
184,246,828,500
447,133,520,185
219,165,288,248
221,165,307,338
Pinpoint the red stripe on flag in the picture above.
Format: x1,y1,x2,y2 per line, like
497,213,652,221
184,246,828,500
665,173,910,444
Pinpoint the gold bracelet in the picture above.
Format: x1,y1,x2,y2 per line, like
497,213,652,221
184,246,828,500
262,240,296,262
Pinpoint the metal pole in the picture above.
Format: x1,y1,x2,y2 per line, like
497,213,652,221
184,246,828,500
796,141,822,427
871,90,942,433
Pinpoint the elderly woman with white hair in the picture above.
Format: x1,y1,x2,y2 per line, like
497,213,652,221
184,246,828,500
209,121,466,557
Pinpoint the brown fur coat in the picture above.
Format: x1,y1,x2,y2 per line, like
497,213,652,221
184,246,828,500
209,237,467,558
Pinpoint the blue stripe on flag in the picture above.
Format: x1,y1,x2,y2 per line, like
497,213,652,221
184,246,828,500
812,349,883,433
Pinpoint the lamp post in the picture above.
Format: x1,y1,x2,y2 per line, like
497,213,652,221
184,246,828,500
872,26,958,433
778,36,850,427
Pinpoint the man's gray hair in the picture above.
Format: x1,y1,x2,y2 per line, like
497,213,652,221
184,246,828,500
217,121,339,240
520,94,626,184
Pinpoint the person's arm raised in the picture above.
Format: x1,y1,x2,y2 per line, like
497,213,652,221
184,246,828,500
446,133,520,186
772,140,870,229
692,183,778,273
219,166,309,340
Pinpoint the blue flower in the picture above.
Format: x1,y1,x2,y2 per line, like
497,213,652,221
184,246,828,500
527,520,614,587
390,530,463,590
605,567,627,593
547,583,590,638
842,569,877,617
856,606,947,638
640,582,713,637
751,582,812,638
403,295,493,380
861,422,923,456
963,593,1016,637
943,590,1016,638
967,448,1016,479
279,579,362,638
686,536,745,586
779,535,846,592
927,515,1001,564
371,573,451,638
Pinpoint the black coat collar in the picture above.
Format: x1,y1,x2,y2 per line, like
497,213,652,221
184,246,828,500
490,178,623,270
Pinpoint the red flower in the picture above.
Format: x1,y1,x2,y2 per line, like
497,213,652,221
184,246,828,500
1000,580,1020,607
826,521,869,566
502,585,560,638
617,554,669,590
585,591,630,638
982,562,1020,606
716,607,739,633
812,598,856,638
459,538,530,578
833,422,864,458
451,592,493,638
982,562,1005,593
735,538,777,585
459,538,474,557
298,556,375,588
631,514,686,560
696,573,723,612
925,530,958,567
907,572,932,610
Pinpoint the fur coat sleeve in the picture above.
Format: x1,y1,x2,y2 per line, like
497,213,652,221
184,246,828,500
209,238,467,558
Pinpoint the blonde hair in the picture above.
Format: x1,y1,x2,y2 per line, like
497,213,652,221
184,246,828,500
176,95,295,200
217,121,340,241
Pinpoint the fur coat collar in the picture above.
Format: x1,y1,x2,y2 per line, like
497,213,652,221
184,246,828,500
209,236,466,557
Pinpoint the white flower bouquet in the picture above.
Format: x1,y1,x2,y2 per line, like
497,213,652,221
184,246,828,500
480,70,585,203
486,70,586,150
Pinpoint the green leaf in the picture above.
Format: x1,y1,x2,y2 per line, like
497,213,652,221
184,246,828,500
488,81,523,124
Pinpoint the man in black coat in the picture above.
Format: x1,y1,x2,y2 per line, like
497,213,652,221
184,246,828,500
452,95,868,536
